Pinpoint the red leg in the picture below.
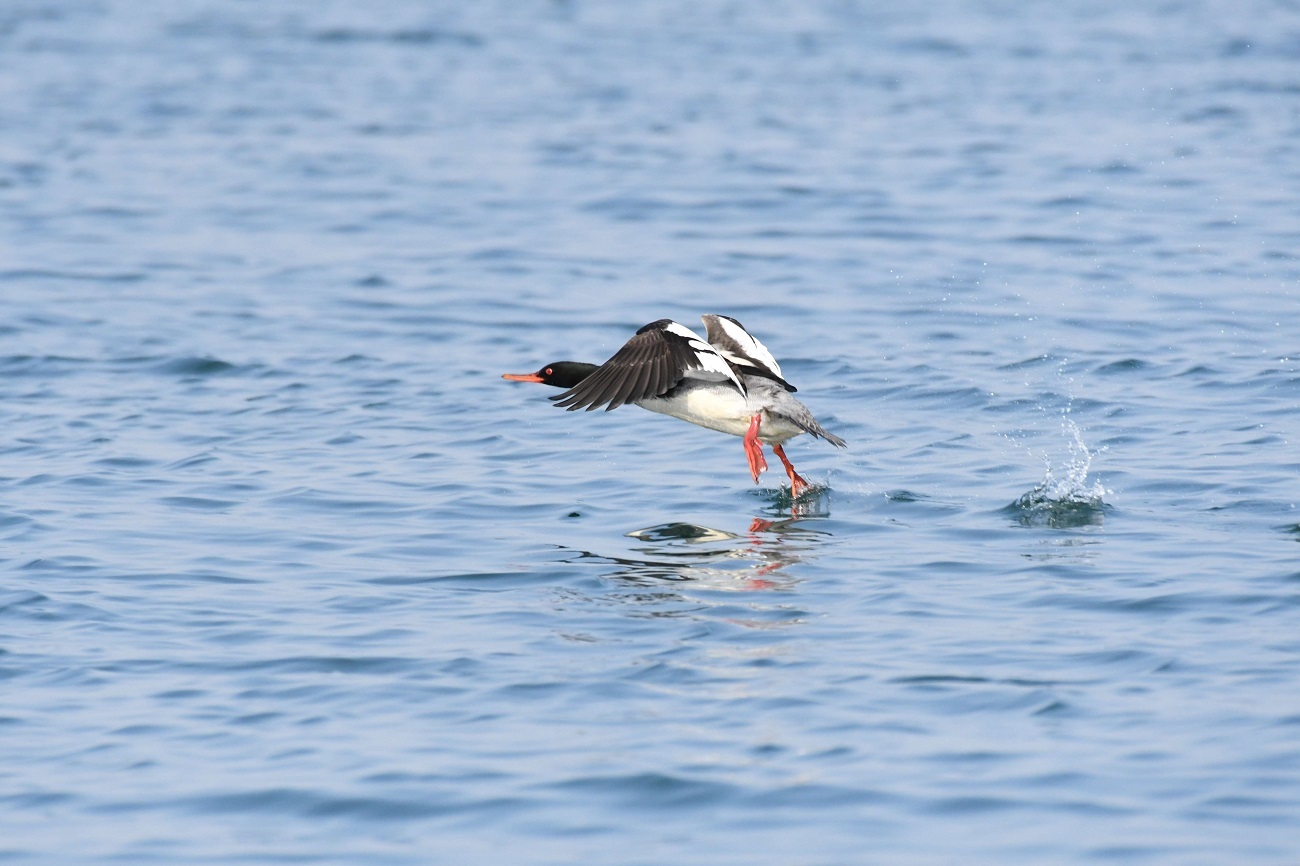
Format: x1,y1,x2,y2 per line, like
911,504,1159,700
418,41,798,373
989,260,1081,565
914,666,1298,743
742,415,768,483
772,443,810,496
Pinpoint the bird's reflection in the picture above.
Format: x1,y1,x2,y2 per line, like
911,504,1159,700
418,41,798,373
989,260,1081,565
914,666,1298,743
562,502,833,592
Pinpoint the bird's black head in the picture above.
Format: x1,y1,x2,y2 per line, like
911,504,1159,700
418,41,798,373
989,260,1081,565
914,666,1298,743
501,361,597,389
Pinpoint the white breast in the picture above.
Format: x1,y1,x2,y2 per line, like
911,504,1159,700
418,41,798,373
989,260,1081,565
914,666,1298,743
638,383,805,442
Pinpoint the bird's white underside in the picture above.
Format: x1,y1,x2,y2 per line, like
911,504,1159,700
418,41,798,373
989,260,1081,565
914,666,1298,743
640,383,805,442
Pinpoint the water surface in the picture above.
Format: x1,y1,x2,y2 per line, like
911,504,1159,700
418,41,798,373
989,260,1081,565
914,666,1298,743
1,1,1298,863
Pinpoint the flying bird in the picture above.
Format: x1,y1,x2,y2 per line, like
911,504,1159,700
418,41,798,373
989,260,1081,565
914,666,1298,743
502,315,845,495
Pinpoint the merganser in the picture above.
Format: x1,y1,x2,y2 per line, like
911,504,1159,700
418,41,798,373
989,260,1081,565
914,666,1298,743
502,315,846,495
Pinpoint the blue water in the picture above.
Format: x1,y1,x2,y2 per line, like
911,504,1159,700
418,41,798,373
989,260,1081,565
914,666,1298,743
2,1,1299,863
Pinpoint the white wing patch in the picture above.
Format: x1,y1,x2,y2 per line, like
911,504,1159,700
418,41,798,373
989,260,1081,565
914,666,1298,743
704,315,783,378
663,320,706,342
663,321,746,394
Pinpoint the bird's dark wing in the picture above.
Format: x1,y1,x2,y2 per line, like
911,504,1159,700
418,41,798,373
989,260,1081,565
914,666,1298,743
551,319,746,412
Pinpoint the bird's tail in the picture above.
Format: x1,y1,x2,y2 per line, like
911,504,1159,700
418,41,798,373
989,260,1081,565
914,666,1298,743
789,413,846,448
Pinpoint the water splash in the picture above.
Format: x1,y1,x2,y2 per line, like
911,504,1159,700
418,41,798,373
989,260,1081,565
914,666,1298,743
1010,418,1109,527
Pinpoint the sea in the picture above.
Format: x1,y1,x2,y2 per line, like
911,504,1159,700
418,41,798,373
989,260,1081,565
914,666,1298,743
1,1,1298,863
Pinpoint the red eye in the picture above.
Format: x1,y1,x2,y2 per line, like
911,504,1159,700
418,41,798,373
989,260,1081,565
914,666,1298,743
545,367,553,375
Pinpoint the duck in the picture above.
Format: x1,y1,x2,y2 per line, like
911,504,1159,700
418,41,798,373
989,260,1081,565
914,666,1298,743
502,315,845,495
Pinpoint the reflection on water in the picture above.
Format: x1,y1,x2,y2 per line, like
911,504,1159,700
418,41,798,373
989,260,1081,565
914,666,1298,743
552,517,834,631
561,514,834,592
1019,534,1105,565
626,523,738,544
